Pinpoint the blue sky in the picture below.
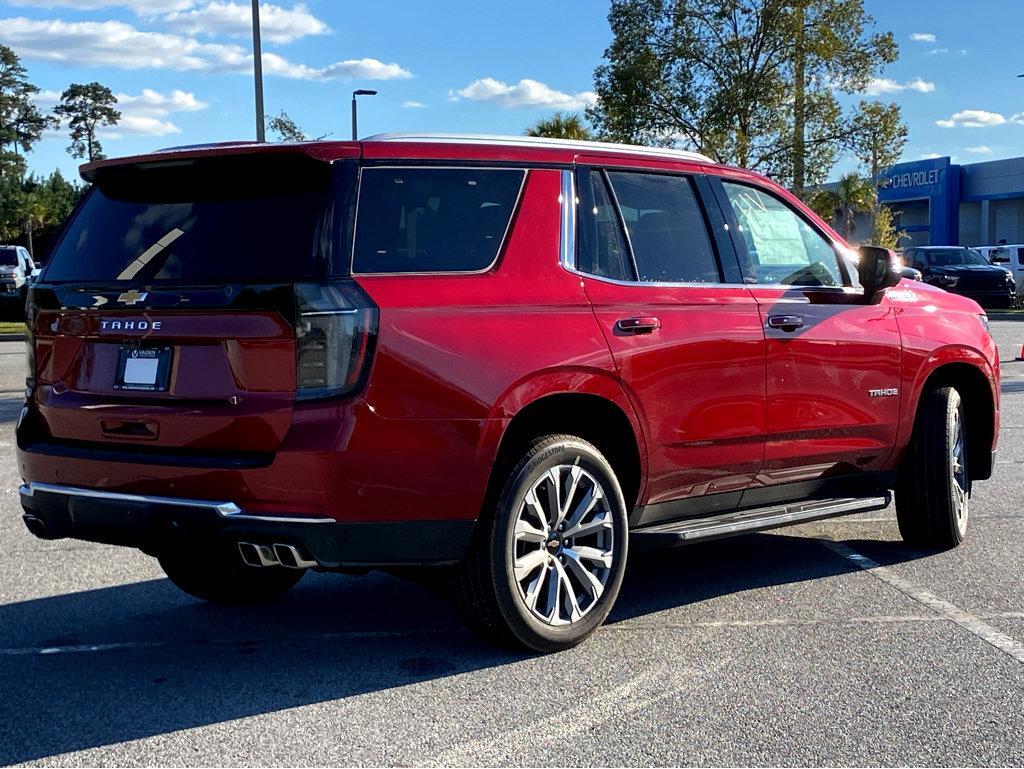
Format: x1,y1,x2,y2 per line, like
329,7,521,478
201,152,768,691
2,0,1022,180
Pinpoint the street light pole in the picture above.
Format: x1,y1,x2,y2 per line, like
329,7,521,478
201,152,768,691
351,89,377,140
251,0,266,142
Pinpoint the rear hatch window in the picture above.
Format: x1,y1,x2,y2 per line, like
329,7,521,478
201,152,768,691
44,154,333,284
353,167,525,273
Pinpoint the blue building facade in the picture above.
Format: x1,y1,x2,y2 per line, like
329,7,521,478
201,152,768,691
878,155,1024,248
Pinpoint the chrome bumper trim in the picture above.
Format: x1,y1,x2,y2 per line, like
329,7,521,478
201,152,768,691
19,482,333,524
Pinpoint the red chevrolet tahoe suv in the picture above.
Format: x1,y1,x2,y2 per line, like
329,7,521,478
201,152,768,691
16,134,999,651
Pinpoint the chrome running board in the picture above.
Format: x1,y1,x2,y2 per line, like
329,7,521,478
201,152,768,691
631,494,891,547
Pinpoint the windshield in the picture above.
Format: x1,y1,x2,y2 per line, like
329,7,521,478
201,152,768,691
927,248,990,267
0,248,18,267
44,154,331,284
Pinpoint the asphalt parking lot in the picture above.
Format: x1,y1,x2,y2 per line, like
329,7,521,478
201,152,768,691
1,320,1024,767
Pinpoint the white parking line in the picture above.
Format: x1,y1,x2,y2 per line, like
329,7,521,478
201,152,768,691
821,540,1024,664
425,661,721,767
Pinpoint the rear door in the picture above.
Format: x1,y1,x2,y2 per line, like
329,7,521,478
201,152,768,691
572,164,766,522
712,175,902,490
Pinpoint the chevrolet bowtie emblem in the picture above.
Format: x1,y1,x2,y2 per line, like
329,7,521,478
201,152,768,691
117,289,148,306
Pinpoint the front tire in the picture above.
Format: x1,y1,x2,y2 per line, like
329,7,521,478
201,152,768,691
452,435,629,652
159,541,305,603
895,386,970,549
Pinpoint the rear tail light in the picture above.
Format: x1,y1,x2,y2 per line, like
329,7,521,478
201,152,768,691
294,281,378,401
24,290,37,398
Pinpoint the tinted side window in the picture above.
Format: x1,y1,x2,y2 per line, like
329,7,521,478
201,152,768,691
606,172,721,283
1018,248,1024,266
578,172,634,282
353,168,524,274
721,181,844,287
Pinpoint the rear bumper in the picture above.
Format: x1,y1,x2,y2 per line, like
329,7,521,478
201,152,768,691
19,482,474,567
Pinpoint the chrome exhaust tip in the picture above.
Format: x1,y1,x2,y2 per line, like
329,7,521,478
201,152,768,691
273,543,317,569
238,542,280,567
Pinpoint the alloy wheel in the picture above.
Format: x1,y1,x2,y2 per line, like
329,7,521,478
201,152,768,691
951,403,969,529
509,464,615,626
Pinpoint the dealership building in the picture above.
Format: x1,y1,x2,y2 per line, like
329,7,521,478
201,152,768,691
877,155,1024,248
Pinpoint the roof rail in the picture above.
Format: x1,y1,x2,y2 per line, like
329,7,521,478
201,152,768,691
362,132,714,164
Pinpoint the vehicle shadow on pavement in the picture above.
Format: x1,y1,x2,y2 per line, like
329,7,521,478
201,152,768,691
0,531,925,764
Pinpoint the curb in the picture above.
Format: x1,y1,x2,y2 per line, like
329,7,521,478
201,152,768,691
0,334,25,342
986,312,1024,321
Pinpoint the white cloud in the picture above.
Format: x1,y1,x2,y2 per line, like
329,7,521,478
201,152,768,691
105,115,181,137
920,153,943,160
116,88,208,116
319,58,411,80
909,32,937,43
163,2,329,44
36,87,209,137
401,100,426,109
864,77,935,95
451,77,596,109
965,145,994,154
925,48,948,55
1,17,410,80
936,109,1007,128
1011,113,1024,125
6,0,194,11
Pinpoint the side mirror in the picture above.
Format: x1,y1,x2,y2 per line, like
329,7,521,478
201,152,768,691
858,246,901,299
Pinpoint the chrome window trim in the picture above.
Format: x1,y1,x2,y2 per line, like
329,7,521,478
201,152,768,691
563,167,740,290
20,482,334,524
559,169,577,271
561,168,864,295
350,165,528,277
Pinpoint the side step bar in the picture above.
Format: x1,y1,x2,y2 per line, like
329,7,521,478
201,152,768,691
631,494,891,547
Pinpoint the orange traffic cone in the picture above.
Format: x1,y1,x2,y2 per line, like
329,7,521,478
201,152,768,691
1017,345,1024,361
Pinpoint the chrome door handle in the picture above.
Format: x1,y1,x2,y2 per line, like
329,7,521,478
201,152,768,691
767,314,804,332
615,316,661,335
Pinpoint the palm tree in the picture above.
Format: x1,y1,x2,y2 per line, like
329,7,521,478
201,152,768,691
805,173,876,241
525,112,592,140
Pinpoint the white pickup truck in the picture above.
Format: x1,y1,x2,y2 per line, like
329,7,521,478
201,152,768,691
0,245,40,305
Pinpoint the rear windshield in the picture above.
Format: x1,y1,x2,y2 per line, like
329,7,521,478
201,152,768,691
0,248,18,267
44,154,330,284
353,167,525,273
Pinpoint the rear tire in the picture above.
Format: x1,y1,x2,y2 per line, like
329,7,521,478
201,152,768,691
159,541,305,603
895,386,970,549
451,435,629,652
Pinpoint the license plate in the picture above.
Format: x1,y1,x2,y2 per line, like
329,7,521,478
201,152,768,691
114,346,173,392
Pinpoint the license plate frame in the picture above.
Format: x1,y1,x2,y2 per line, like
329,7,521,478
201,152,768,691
114,346,173,392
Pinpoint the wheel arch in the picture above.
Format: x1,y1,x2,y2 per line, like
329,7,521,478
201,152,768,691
482,384,647,519
907,357,997,482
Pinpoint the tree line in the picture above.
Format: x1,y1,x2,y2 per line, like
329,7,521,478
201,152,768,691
528,0,908,247
1,44,121,258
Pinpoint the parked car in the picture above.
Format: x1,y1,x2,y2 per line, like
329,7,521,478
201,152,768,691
0,245,38,305
976,244,1024,296
892,251,923,281
16,135,1000,651
904,245,1015,308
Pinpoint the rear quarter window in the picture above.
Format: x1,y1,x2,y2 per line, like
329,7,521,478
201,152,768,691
352,167,525,274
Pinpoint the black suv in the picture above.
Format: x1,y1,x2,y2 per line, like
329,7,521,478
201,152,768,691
905,246,1015,308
